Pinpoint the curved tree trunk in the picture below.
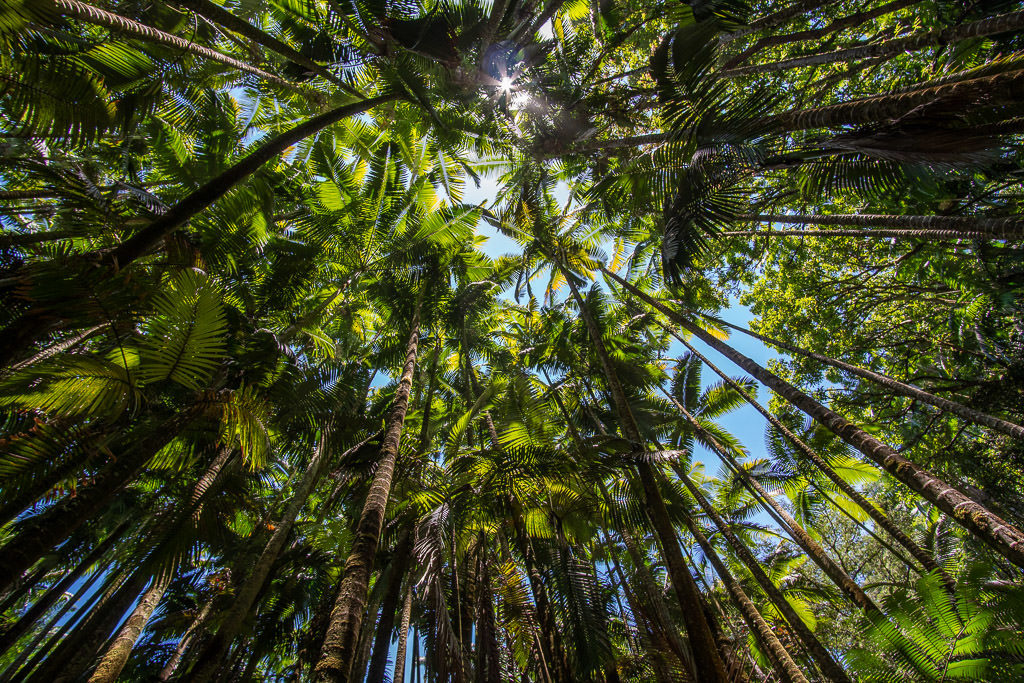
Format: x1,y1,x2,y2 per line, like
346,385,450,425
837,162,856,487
87,572,172,683
157,596,215,681
709,313,1024,442
606,270,1024,569
393,586,414,683
677,470,852,683
314,296,422,682
560,268,730,683
738,212,1024,238
723,0,920,69
54,0,298,88
607,271,1024,569
679,514,809,683
722,11,1024,77
765,68,1024,131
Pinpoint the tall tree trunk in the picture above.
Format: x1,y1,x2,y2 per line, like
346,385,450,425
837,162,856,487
87,572,172,683
722,11,1024,77
680,515,809,683
366,529,415,683
721,228,992,239
188,435,335,681
157,596,215,682
662,378,881,613
720,0,840,44
54,0,299,88
708,313,1024,441
559,267,730,683
0,420,181,595
0,521,128,657
394,586,414,683
739,212,1024,238
606,270,1024,569
765,68,1024,131
646,313,951,580
676,470,852,683
474,541,502,683
723,0,920,69
314,296,422,682
0,94,395,369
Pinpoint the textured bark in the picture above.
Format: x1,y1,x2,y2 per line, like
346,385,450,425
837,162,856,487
560,268,729,683
0,521,128,657
4,324,105,376
607,271,1024,569
606,269,1011,574
366,530,414,683
659,323,953,587
723,0,920,69
712,313,1024,442
721,228,991,239
393,586,414,683
189,436,332,682
314,299,421,682
55,0,297,87
739,212,1024,238
157,596,215,681
766,68,1024,131
720,0,840,44
0,420,179,595
683,515,808,683
474,543,502,683
677,472,852,683
87,572,172,683
722,11,1024,77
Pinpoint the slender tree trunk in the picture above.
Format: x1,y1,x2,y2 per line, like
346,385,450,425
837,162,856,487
723,0,920,69
54,0,298,88
559,268,730,683
739,212,1024,238
3,324,104,376
0,420,181,595
366,529,414,683
766,68,1024,131
606,271,1024,569
475,542,502,683
393,586,414,683
721,228,992,239
188,435,334,681
722,11,1024,77
157,596,215,681
681,515,809,683
662,378,880,613
0,521,128,656
677,470,852,683
720,0,840,44
87,572,172,683
709,313,1024,441
314,296,422,682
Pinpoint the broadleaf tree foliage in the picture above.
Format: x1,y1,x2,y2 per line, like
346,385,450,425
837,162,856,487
1,0,1024,680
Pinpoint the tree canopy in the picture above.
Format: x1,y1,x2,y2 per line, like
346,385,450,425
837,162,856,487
1,0,1024,680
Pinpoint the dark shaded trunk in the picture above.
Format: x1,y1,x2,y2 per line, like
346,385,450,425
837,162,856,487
314,296,422,681
87,572,172,683
366,529,415,683
393,586,414,683
721,228,991,239
720,0,840,44
722,11,1024,78
710,312,1024,441
156,596,215,681
559,267,729,683
607,269,1024,569
739,212,1024,237
474,541,501,683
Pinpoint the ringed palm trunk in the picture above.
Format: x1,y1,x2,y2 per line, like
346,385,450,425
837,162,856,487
188,435,333,682
0,94,395,370
677,471,852,683
606,271,1024,569
314,297,422,682
739,213,1024,238
720,0,840,44
721,228,992,239
0,417,182,595
157,596,215,681
393,586,414,683
366,529,414,683
721,11,1024,78
680,514,809,683
86,572,172,683
559,267,730,683
709,313,1024,442
54,0,299,89
646,313,952,580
